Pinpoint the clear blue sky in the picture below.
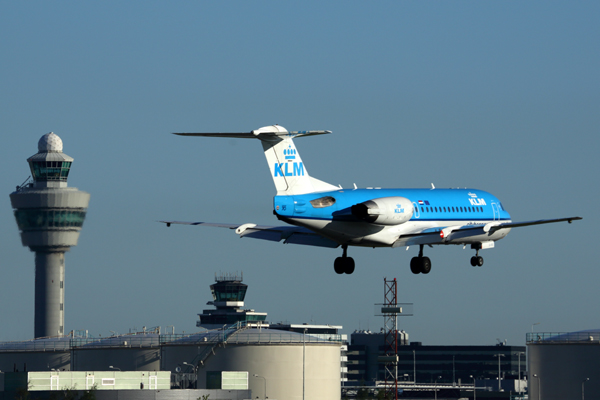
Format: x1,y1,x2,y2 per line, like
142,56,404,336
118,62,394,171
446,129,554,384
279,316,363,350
1,1,598,345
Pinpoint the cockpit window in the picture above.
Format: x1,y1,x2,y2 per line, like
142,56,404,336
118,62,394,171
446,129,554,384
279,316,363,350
310,196,336,208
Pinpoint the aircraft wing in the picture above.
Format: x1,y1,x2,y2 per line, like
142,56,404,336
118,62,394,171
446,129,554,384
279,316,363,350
159,220,340,248
484,217,582,234
393,216,582,247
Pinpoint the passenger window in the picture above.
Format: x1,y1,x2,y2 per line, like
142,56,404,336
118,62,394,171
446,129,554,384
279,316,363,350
421,207,424,212
434,207,438,212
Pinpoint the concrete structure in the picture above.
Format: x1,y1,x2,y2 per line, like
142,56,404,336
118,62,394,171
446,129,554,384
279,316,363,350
528,330,600,400
9,133,90,338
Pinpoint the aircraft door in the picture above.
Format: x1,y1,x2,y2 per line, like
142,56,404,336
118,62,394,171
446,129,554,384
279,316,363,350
412,202,420,219
492,202,500,220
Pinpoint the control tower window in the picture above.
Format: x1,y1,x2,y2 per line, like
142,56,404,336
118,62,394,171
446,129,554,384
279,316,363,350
14,209,87,230
310,196,336,208
29,161,72,181
210,282,248,302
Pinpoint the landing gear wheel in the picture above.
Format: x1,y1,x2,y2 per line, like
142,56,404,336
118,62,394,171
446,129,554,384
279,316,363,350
471,251,484,267
410,256,431,274
421,257,432,274
334,257,345,274
334,245,355,274
410,257,421,274
410,245,432,274
345,258,355,274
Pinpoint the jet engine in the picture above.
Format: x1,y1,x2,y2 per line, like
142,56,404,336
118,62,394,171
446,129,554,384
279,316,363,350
351,196,414,225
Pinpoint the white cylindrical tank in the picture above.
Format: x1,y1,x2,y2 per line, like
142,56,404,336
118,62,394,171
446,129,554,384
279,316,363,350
162,328,341,400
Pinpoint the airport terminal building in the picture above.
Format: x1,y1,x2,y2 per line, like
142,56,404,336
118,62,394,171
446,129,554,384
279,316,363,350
348,330,527,392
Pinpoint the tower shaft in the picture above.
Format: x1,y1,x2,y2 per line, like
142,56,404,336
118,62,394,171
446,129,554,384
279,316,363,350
34,251,65,338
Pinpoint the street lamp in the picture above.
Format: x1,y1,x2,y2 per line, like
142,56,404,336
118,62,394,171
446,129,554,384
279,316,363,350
253,374,267,400
303,328,307,400
493,354,505,391
183,362,197,389
452,355,455,386
412,350,416,385
434,375,442,400
514,352,525,394
533,374,540,400
470,375,476,400
582,377,589,400
531,322,540,332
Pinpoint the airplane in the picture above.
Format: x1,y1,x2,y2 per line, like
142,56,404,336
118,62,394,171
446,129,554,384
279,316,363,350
161,124,581,275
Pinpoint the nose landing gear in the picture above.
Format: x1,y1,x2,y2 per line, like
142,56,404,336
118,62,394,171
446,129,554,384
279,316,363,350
334,245,355,274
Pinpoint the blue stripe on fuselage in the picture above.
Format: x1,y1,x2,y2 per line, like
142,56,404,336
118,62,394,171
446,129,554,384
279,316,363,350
273,188,510,222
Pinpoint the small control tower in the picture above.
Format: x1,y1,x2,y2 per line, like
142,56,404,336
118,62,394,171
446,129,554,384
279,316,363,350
10,133,90,338
197,273,267,329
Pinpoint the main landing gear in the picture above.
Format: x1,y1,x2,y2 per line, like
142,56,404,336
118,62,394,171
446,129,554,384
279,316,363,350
470,248,484,267
410,245,431,274
334,245,355,275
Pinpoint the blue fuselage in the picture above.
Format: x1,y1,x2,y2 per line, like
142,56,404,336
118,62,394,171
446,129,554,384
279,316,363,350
275,188,510,222
273,188,512,247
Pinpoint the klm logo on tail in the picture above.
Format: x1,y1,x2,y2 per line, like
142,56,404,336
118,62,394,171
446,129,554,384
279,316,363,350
274,162,304,177
284,146,297,160
274,146,305,177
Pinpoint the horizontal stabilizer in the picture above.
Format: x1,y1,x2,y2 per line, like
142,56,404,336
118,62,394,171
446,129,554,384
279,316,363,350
173,130,331,140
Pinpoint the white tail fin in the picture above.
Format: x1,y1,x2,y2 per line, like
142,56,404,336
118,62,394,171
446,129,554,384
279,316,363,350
173,125,339,195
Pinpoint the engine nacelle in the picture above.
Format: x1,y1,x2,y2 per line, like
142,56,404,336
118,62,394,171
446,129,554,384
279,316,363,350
351,196,414,225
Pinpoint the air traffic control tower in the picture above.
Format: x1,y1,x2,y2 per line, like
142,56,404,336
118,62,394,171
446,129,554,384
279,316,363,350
10,133,90,338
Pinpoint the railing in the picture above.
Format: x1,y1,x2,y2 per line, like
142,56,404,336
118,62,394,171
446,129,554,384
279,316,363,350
0,339,71,352
225,331,343,344
1,323,344,352
527,331,600,344
70,335,161,348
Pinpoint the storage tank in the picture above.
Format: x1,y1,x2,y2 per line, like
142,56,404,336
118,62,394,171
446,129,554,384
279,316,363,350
0,337,71,371
528,330,600,400
71,333,160,371
162,327,342,400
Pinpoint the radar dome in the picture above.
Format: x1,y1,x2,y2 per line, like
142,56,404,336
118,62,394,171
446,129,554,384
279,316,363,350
38,132,63,152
